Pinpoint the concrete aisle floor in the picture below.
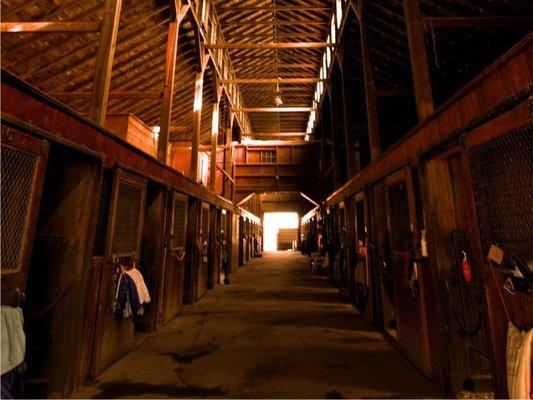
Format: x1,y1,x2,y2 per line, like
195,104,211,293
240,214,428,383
76,252,437,399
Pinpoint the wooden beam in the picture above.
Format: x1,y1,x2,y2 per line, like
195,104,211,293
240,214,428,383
50,91,162,100
220,78,323,84
219,6,331,11
169,1,190,22
237,193,254,206
190,71,204,181
205,42,335,50
216,164,235,185
0,22,101,33
254,132,307,136
169,125,191,134
209,101,220,191
360,0,381,161
89,0,123,124
232,107,313,113
223,126,233,199
422,16,533,28
377,88,410,97
223,21,328,26
158,21,180,162
300,192,320,207
403,0,434,120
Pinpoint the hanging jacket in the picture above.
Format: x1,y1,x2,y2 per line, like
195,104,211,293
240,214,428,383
1,306,25,375
114,273,141,318
124,267,150,305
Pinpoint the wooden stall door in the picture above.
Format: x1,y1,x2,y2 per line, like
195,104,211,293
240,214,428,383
467,126,533,398
162,192,188,325
196,202,210,300
371,181,396,333
91,169,147,377
354,191,373,320
425,150,491,395
385,168,431,376
239,217,244,266
0,127,48,305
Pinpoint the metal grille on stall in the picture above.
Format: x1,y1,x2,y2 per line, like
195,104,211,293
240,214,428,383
388,181,412,252
112,182,144,255
469,126,533,269
171,195,187,250
1,144,39,272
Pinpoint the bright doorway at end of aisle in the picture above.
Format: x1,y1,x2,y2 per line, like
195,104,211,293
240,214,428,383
263,212,299,252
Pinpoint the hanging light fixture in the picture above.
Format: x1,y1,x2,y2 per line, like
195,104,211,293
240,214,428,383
274,80,283,106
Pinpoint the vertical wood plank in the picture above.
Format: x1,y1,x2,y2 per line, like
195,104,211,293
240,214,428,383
360,0,381,161
158,21,180,162
209,101,220,191
224,124,232,198
190,71,204,181
340,63,359,176
89,0,123,125
403,0,434,121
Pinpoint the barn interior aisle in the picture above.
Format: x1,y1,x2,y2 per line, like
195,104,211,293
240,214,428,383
74,252,436,399
1,0,532,398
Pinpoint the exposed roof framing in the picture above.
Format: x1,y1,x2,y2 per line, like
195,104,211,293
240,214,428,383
0,0,252,143
212,0,334,138
1,0,530,146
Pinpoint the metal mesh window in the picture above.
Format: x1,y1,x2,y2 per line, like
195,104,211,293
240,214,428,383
388,181,411,252
260,150,276,164
112,181,143,255
201,206,209,237
171,197,187,249
356,199,366,243
469,127,533,263
1,145,39,272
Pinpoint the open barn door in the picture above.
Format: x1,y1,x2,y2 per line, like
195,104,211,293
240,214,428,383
91,169,146,377
1,127,48,305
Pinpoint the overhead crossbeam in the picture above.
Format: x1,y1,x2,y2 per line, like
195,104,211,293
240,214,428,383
219,6,331,11
1,22,101,32
220,78,323,84
50,91,162,99
254,132,307,136
205,42,335,50
232,107,314,112
422,16,533,28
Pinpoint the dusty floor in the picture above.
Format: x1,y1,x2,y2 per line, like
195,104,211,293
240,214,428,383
76,252,437,399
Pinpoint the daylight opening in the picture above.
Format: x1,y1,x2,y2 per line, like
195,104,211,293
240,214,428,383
263,212,299,252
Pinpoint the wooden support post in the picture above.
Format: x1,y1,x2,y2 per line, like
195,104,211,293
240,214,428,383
339,63,359,177
403,0,434,120
158,21,180,162
360,0,381,161
342,73,362,174
328,89,340,188
209,101,220,191
223,126,232,199
89,0,123,125
190,71,204,182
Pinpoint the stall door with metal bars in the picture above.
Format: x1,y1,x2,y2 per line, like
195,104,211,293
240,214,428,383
91,169,147,377
384,168,431,376
162,192,188,325
0,127,48,305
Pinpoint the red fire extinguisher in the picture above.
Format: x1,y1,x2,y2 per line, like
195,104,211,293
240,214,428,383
462,250,472,283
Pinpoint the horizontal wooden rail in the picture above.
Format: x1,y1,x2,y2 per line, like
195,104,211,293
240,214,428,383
1,22,101,32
